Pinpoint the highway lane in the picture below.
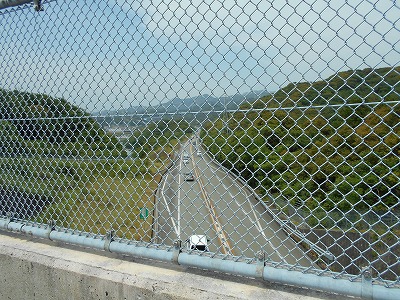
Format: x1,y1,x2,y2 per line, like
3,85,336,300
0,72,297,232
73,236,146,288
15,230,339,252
193,144,315,265
154,151,224,253
154,139,316,267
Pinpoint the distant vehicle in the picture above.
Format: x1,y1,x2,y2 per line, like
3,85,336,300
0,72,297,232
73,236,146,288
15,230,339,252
186,235,209,251
183,153,190,164
184,172,194,181
182,152,190,165
197,150,202,156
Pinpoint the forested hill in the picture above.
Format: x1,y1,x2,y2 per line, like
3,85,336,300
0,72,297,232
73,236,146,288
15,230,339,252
202,66,399,220
243,66,399,109
0,89,126,158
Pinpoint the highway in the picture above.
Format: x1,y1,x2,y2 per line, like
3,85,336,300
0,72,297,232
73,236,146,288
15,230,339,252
154,138,316,267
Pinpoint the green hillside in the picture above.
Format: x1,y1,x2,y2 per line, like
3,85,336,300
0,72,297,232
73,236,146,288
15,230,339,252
202,66,400,227
128,118,193,159
0,89,126,158
0,89,166,240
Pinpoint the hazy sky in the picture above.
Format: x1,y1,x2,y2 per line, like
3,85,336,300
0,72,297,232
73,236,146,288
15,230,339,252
0,0,399,112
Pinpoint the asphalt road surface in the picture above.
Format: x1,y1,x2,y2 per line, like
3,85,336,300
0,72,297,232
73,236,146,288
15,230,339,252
154,138,316,267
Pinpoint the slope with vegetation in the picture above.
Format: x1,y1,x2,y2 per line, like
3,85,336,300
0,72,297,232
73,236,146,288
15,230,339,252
127,118,193,160
202,66,399,229
0,89,127,158
0,90,192,241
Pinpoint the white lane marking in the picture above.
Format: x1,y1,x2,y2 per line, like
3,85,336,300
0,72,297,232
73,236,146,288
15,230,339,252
212,164,285,260
210,163,265,233
193,162,233,255
161,172,179,237
177,155,183,239
208,163,263,226
227,189,266,239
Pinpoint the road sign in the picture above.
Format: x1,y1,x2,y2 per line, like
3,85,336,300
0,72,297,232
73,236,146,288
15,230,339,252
139,207,148,220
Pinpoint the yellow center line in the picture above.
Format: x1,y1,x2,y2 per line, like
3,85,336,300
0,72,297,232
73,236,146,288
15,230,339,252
190,143,234,255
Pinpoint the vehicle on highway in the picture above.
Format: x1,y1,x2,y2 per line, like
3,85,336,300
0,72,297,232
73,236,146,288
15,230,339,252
186,235,209,251
183,153,190,164
197,150,202,156
184,172,195,181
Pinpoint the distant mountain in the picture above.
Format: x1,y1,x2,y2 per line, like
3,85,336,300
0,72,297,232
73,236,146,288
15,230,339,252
154,90,270,113
157,94,221,113
93,90,270,122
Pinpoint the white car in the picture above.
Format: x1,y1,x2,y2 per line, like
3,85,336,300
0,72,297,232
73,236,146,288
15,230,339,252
186,235,209,252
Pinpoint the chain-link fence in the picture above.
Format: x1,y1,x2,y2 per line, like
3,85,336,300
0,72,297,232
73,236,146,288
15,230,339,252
0,0,399,298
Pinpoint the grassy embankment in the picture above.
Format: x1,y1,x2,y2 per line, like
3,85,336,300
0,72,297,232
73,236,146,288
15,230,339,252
0,88,189,241
0,149,173,241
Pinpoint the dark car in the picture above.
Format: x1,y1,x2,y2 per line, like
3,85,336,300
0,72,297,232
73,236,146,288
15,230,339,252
184,172,195,181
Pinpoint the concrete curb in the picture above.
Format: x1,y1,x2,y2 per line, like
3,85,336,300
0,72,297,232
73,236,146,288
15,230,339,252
0,232,352,300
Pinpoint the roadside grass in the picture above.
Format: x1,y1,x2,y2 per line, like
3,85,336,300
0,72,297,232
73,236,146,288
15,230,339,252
55,172,160,241
0,149,171,242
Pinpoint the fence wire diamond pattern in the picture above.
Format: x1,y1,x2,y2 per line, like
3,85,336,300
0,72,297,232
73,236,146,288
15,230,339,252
0,0,399,293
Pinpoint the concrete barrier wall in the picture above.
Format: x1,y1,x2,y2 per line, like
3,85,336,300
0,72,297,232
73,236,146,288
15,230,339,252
0,232,348,300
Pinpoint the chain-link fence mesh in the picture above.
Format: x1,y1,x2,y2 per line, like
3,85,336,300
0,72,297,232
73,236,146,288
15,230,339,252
0,0,399,290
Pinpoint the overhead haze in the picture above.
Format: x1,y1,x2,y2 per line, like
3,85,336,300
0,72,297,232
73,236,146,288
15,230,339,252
0,0,398,112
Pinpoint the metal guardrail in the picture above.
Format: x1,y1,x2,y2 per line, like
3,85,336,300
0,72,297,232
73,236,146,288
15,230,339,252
0,215,398,300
